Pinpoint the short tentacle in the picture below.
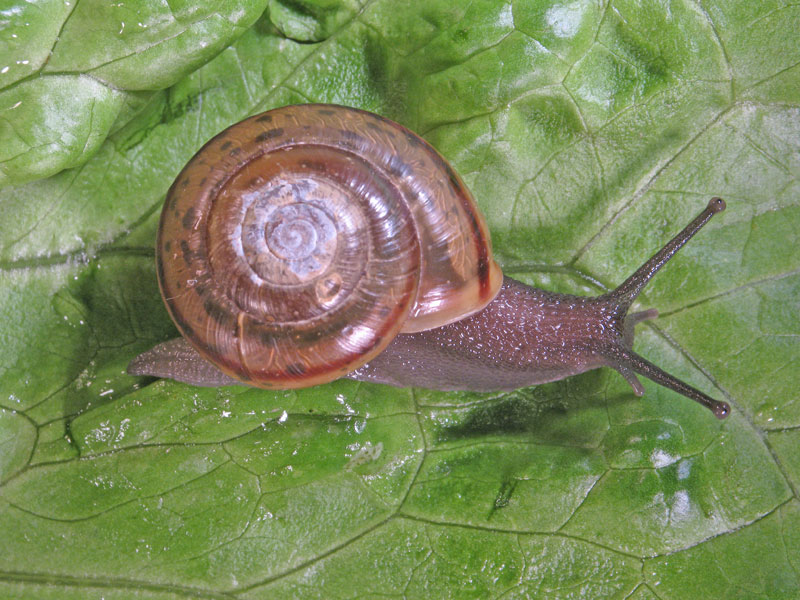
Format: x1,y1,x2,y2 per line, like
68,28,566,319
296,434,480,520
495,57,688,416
622,308,658,347
617,364,646,396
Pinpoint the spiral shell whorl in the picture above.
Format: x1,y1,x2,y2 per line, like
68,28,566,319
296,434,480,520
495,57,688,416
157,104,502,387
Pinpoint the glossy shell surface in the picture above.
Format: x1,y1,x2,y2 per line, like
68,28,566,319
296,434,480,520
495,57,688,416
157,104,503,388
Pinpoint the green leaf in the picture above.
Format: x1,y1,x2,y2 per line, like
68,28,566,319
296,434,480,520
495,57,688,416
0,75,126,185
1,1,798,598
0,0,269,186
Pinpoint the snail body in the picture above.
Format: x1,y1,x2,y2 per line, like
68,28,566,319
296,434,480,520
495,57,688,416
129,104,730,419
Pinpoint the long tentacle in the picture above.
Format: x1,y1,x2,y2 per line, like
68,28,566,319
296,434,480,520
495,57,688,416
605,344,730,419
604,198,730,418
607,197,725,310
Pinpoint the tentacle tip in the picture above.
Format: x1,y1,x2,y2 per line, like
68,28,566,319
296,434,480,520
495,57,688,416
712,401,731,419
619,369,646,397
708,197,726,213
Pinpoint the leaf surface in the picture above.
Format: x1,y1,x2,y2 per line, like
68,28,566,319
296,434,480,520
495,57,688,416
1,1,798,598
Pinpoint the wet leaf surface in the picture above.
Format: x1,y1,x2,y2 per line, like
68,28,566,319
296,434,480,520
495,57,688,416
1,1,798,598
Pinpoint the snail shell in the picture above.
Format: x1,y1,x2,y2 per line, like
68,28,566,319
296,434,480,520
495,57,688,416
158,104,503,388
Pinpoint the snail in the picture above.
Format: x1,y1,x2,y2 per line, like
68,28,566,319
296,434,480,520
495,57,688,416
128,103,730,419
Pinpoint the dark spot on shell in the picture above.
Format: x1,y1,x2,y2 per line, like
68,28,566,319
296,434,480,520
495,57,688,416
255,114,273,123
476,251,490,294
291,328,325,345
445,170,492,298
193,277,211,298
317,108,336,116
286,362,307,376
237,372,252,383
199,177,207,186
203,297,231,326
300,160,328,173
229,147,242,156
255,128,284,143
405,130,422,147
181,177,190,187
220,141,233,151
374,112,394,125
337,129,367,150
434,154,463,192
176,282,182,289
164,240,171,252
182,208,198,230
180,239,200,265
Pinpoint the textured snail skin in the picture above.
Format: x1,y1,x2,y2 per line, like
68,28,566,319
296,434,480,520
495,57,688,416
135,278,642,390
350,277,641,391
128,104,730,419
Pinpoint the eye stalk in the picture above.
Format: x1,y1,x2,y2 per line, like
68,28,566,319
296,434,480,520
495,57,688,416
608,198,726,311
600,198,730,419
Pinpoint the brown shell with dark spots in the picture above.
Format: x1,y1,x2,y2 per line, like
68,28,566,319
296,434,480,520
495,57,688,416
157,103,503,388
